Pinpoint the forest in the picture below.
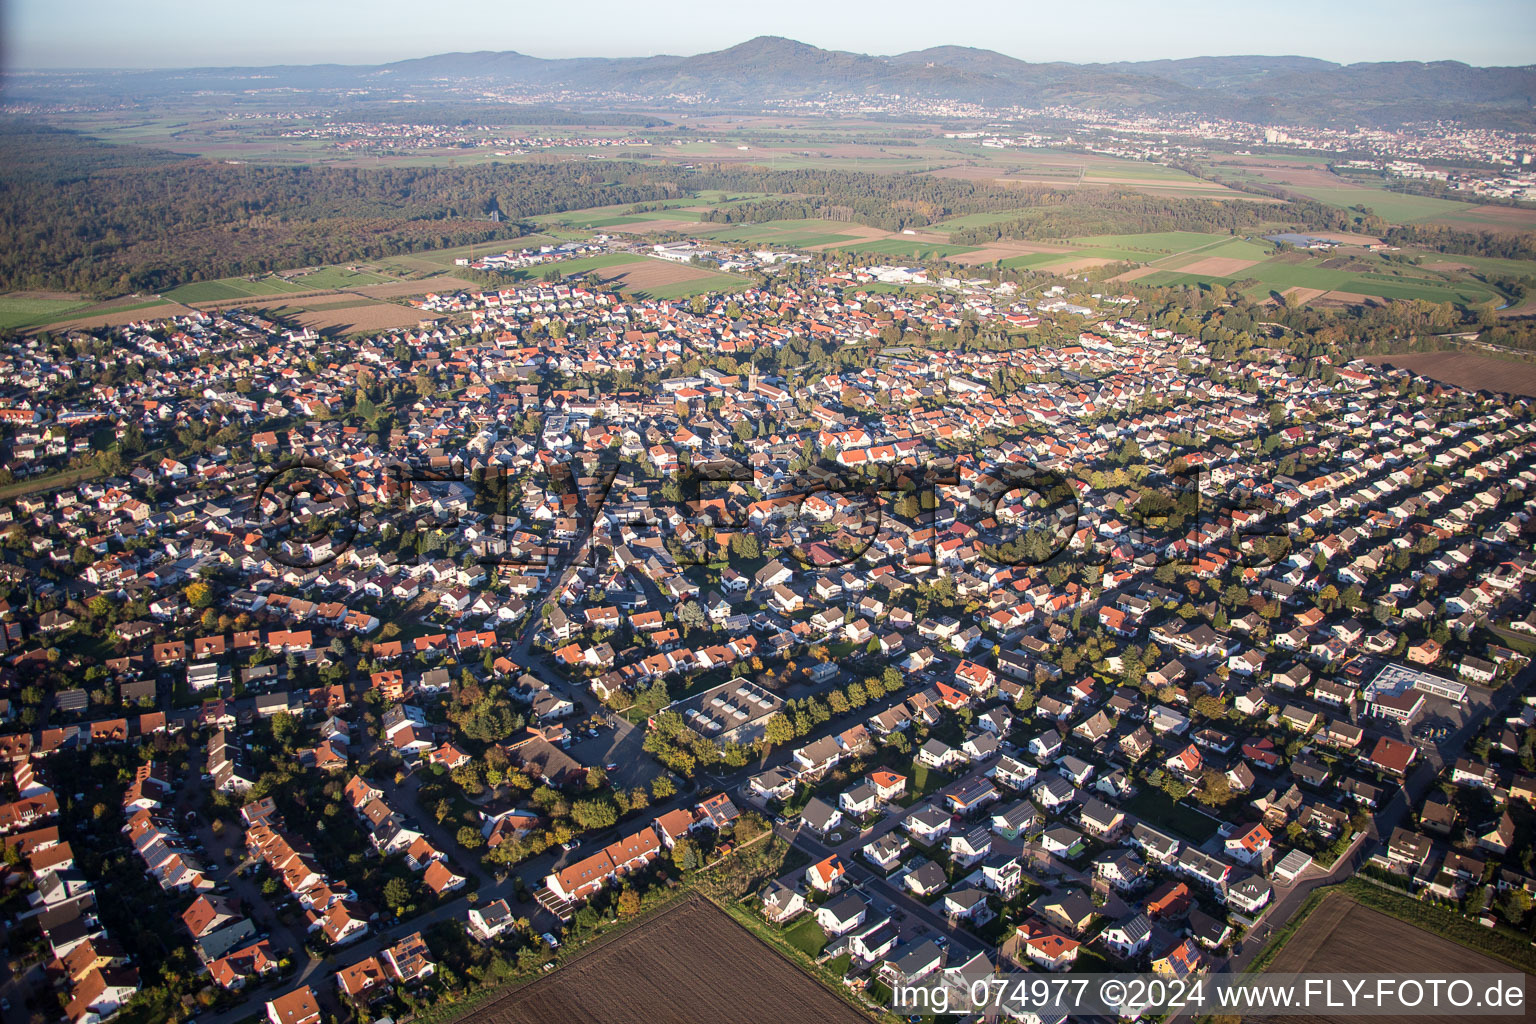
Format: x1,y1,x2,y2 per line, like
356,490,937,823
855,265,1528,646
0,122,689,294
690,165,1333,239
1383,223,1536,262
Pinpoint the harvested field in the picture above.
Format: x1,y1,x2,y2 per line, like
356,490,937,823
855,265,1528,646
1256,892,1532,1024
1319,291,1382,306
943,241,1074,265
1039,256,1120,273
1365,350,1536,397
262,299,434,334
804,223,897,249
51,301,196,330
1180,256,1261,276
607,218,708,234
355,276,482,298
463,896,871,1024
1280,287,1327,305
603,259,738,295
1109,266,1163,282
1428,203,1536,235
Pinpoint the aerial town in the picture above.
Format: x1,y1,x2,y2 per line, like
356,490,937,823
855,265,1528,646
0,248,1531,1023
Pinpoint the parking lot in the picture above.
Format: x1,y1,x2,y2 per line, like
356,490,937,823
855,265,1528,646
564,714,668,792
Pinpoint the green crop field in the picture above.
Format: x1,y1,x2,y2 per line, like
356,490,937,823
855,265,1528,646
1165,236,1275,263
1070,231,1234,254
162,276,313,303
832,239,979,259
498,253,648,283
691,219,853,242
0,295,94,330
286,267,392,289
1417,253,1536,278
998,252,1079,270
934,209,1043,230
1427,206,1536,231
1280,185,1467,224
631,274,743,301
699,229,860,248
1137,256,1503,306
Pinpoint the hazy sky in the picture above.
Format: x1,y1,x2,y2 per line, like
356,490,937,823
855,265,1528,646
6,0,1535,70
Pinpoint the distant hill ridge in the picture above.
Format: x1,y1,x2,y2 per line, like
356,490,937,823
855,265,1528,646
10,36,1535,128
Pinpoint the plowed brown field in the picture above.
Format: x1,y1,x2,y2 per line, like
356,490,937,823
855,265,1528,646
1365,351,1536,397
1255,893,1531,1024
458,896,872,1024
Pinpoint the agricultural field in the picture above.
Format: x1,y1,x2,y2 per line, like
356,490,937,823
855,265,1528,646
466,896,871,1024
243,297,433,333
1207,157,1482,224
1119,242,1509,307
281,266,393,289
0,292,184,331
928,150,1256,199
1365,350,1536,397
1133,265,1501,306
831,238,980,260
1425,204,1536,235
161,275,314,304
0,293,96,330
600,258,744,300
690,218,871,248
1257,892,1533,1024
1283,184,1468,224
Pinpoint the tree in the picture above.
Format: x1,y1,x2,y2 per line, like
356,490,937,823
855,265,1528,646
672,837,700,873
651,775,676,799
617,888,642,918
1195,768,1231,807
456,825,484,850
185,581,214,609
383,877,412,913
270,711,299,749
571,798,618,830
676,601,706,630
763,713,794,747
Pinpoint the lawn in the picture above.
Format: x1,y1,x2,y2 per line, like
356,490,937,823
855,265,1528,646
782,915,830,958
1122,788,1219,842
